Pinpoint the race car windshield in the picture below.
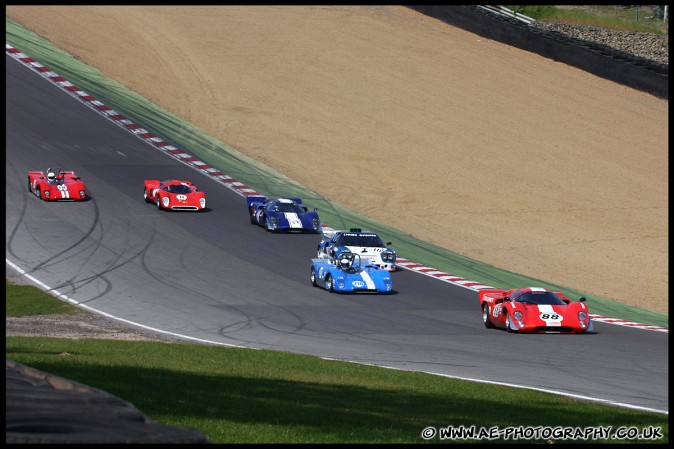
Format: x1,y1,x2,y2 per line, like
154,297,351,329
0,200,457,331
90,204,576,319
274,203,304,213
339,235,385,247
514,291,566,305
164,184,192,194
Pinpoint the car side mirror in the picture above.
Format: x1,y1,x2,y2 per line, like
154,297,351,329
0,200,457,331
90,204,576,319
313,208,318,212
579,297,586,302
386,242,392,246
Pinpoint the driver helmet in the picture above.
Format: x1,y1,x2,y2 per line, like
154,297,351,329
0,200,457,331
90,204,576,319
339,256,352,269
47,171,56,181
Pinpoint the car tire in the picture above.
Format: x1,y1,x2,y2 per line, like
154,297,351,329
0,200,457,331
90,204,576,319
144,189,151,203
27,179,32,193
505,312,515,333
249,208,256,224
482,304,494,329
35,186,41,199
310,267,317,287
156,197,162,210
325,274,334,293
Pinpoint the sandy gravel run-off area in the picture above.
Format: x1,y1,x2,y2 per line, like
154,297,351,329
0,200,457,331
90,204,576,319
5,6,668,314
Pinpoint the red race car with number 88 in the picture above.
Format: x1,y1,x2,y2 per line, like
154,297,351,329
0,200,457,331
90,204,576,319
479,287,594,334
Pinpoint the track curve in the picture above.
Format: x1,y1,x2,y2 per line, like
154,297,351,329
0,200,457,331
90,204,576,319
5,54,668,413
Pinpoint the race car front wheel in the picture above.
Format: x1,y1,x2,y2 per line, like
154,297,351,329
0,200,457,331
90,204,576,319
505,312,515,333
310,267,317,287
325,274,334,293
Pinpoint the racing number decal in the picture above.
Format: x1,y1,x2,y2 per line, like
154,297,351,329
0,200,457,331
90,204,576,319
538,305,563,324
56,184,69,198
492,304,502,317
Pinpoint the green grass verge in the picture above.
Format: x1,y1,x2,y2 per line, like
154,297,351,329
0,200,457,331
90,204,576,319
6,282,668,444
5,17,667,329
5,279,84,317
507,5,668,34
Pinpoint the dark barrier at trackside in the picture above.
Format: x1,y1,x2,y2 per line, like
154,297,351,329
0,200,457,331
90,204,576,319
5,360,212,444
405,5,668,100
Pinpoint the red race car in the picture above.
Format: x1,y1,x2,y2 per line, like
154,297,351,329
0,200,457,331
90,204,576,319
144,179,206,211
479,287,594,334
28,168,87,201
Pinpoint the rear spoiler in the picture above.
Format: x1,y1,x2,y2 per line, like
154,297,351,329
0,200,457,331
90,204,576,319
246,195,267,208
479,289,507,303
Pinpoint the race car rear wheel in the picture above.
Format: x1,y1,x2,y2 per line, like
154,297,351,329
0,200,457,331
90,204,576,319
144,189,151,203
27,179,32,193
482,304,494,329
310,267,317,287
325,274,334,293
249,208,256,224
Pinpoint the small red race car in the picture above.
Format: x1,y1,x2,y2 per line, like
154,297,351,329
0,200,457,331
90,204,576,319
28,168,87,201
479,287,593,334
144,179,206,211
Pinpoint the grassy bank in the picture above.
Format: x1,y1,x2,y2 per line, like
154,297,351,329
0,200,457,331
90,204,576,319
6,281,668,444
508,5,668,34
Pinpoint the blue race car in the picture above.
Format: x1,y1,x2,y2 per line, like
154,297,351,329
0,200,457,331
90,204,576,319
317,228,397,271
310,252,393,294
247,196,321,233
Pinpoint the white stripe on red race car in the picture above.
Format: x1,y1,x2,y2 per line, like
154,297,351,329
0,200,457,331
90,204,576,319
537,304,563,326
6,43,666,334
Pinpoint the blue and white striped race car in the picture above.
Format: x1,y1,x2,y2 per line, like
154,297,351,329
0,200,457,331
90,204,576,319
310,252,393,294
246,196,321,233
317,228,397,271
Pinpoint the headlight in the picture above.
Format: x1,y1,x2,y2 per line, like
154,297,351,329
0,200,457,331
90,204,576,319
382,252,396,262
199,198,206,208
312,218,320,230
578,311,588,321
270,217,278,226
79,190,86,198
513,311,523,320
162,197,170,207
44,190,50,198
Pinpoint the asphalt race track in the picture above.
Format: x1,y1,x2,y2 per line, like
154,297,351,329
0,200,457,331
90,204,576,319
5,54,668,414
